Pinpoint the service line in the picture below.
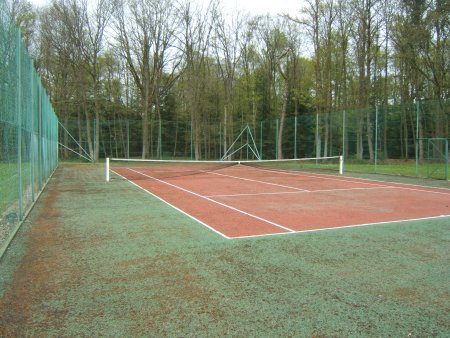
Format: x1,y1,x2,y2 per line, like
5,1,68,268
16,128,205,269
206,170,310,192
112,169,231,239
206,186,393,198
128,168,297,234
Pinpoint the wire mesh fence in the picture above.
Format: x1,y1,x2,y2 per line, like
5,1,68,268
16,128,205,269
60,99,449,179
0,0,59,251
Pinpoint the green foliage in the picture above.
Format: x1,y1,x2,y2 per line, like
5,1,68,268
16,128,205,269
5,0,448,162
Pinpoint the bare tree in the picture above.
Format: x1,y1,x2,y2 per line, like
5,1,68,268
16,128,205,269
212,8,244,158
114,0,180,158
79,0,114,161
350,0,383,160
8,0,36,50
179,0,218,160
50,0,113,161
275,19,302,159
252,16,300,159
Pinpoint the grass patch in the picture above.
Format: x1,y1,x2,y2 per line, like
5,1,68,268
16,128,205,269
345,159,449,180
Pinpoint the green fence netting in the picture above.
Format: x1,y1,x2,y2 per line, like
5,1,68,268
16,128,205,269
60,100,449,179
1,0,59,252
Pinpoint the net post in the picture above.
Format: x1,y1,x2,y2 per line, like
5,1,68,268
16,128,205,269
106,157,110,182
339,155,344,175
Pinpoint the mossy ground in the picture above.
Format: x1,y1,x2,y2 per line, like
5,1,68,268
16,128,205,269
1,163,449,336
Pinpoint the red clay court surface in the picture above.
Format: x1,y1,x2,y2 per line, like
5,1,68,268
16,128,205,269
112,165,450,239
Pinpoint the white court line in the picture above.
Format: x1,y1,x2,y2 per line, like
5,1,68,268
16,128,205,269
111,168,450,240
229,214,450,239
246,165,388,187
389,186,450,196
127,168,297,234
112,170,231,239
206,170,310,192
207,186,393,198
244,165,450,196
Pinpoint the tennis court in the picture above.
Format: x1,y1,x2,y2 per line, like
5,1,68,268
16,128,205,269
109,158,450,239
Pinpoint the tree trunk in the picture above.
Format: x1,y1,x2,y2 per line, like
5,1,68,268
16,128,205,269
83,98,94,160
357,114,364,160
63,116,69,159
223,104,228,159
94,80,100,161
367,110,374,161
323,114,329,157
402,109,409,160
277,75,289,159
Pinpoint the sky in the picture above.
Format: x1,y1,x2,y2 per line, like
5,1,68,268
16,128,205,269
215,0,302,16
30,0,304,16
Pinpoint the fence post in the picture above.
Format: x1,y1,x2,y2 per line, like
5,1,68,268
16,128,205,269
31,72,36,203
93,118,96,161
190,120,193,160
38,83,42,189
260,121,263,160
415,101,420,177
342,110,346,159
275,119,279,159
294,115,297,159
315,113,320,158
126,119,130,158
445,139,449,180
246,124,249,160
16,30,23,221
159,119,162,160
375,105,378,172
219,122,222,159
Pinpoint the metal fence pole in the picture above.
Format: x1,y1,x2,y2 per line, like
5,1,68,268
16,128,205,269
38,86,43,189
190,120,193,160
246,124,249,160
16,30,23,221
415,101,420,176
445,139,449,180
294,115,297,159
275,119,279,159
260,121,263,160
375,105,379,172
31,73,36,203
126,120,130,158
342,110,346,159
315,113,319,159
159,119,162,160
219,122,222,159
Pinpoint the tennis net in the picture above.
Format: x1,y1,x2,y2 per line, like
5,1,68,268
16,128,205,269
106,156,343,182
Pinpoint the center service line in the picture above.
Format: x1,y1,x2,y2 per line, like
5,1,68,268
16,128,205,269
128,168,296,234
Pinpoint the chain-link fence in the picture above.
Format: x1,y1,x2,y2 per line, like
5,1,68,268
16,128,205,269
60,100,449,179
0,0,59,254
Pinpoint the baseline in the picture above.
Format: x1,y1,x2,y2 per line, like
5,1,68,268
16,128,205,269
231,215,450,239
